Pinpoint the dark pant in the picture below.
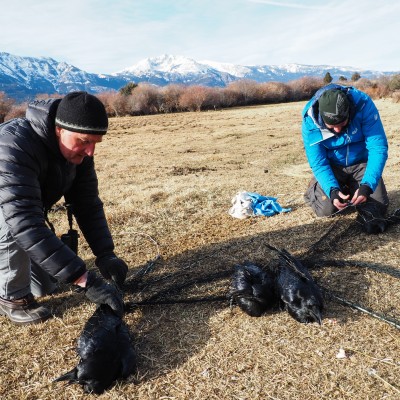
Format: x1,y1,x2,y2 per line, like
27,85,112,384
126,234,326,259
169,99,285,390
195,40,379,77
304,163,389,217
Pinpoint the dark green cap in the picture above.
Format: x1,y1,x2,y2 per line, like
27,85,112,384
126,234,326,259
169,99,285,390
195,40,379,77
318,89,350,125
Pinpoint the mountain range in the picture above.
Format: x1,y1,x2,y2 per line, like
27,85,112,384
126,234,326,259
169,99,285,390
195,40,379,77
0,52,397,101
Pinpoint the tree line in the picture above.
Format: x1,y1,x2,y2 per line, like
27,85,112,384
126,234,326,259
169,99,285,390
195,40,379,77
1,73,400,123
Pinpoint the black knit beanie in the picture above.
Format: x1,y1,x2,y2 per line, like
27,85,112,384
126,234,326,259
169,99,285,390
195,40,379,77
318,89,350,125
55,91,108,134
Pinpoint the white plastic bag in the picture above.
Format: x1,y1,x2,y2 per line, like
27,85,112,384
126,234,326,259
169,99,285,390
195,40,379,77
228,191,254,219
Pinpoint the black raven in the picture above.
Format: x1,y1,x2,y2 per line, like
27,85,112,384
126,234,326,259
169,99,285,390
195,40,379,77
54,304,136,394
231,263,277,317
267,244,324,325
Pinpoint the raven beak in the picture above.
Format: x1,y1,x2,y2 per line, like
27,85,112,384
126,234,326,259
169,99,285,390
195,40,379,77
311,310,322,325
53,367,78,383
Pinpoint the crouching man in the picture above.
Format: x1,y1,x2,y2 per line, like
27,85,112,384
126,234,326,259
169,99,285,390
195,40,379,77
302,84,389,234
0,92,128,324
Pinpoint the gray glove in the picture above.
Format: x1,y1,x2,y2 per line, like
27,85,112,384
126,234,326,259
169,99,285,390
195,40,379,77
83,271,124,317
95,252,128,287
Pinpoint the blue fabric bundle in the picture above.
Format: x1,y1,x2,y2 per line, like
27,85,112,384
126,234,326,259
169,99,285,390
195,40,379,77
246,192,291,217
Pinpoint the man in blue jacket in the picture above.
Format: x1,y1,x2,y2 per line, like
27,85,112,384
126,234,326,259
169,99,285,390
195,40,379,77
302,84,389,233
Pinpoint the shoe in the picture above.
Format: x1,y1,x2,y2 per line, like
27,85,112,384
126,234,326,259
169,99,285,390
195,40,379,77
0,293,52,325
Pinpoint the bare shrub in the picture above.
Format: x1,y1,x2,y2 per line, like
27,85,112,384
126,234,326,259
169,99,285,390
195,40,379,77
375,85,391,99
258,82,292,104
225,79,259,105
5,102,28,121
388,74,400,91
220,86,242,107
354,78,375,90
353,78,393,100
5,71,400,122
202,87,226,110
178,85,208,112
374,76,391,98
288,77,323,101
354,79,379,98
392,90,400,103
160,84,185,113
127,84,161,115
34,93,62,100
0,92,15,123
97,91,128,117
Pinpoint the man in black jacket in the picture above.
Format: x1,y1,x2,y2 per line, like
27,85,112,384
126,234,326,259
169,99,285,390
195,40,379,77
0,92,128,324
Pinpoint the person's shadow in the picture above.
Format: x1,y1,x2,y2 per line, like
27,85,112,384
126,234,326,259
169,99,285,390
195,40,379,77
119,199,400,382
47,190,400,384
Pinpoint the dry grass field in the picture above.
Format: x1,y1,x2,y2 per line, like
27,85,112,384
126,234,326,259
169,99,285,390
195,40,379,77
0,100,399,399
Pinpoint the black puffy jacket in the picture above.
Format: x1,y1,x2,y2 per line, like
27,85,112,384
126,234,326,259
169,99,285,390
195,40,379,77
0,98,114,283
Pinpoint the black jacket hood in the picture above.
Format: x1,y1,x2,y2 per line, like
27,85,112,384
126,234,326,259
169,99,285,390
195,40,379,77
25,98,62,157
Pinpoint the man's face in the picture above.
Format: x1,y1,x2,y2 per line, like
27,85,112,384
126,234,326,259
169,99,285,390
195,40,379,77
56,127,103,164
325,117,349,134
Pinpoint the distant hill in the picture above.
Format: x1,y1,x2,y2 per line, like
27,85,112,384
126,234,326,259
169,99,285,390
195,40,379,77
0,52,397,101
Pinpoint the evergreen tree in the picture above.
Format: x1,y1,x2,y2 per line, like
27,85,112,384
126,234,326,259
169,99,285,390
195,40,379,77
323,72,333,84
119,82,138,96
388,74,400,91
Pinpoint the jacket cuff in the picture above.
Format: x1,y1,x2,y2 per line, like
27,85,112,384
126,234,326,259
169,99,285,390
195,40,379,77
62,265,87,284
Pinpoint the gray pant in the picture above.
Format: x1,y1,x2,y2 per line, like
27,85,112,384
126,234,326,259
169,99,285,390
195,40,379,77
304,163,389,217
0,208,57,300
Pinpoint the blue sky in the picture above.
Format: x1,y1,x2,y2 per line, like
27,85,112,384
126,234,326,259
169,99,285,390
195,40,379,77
2,0,399,74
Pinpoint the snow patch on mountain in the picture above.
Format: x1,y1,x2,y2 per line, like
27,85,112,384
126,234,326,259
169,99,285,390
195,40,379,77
120,54,211,75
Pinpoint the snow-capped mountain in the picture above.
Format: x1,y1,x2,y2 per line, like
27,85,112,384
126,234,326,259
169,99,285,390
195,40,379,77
115,54,236,87
0,52,128,100
0,52,396,101
119,54,395,86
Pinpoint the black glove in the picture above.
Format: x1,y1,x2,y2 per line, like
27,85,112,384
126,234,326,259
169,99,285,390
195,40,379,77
358,184,373,198
83,271,124,317
95,252,128,287
330,189,346,204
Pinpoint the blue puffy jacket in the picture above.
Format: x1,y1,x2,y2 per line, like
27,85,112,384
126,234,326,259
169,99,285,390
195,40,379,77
302,84,388,197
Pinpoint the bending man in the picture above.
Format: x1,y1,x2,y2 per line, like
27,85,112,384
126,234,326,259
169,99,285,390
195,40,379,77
0,92,128,324
302,84,389,233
